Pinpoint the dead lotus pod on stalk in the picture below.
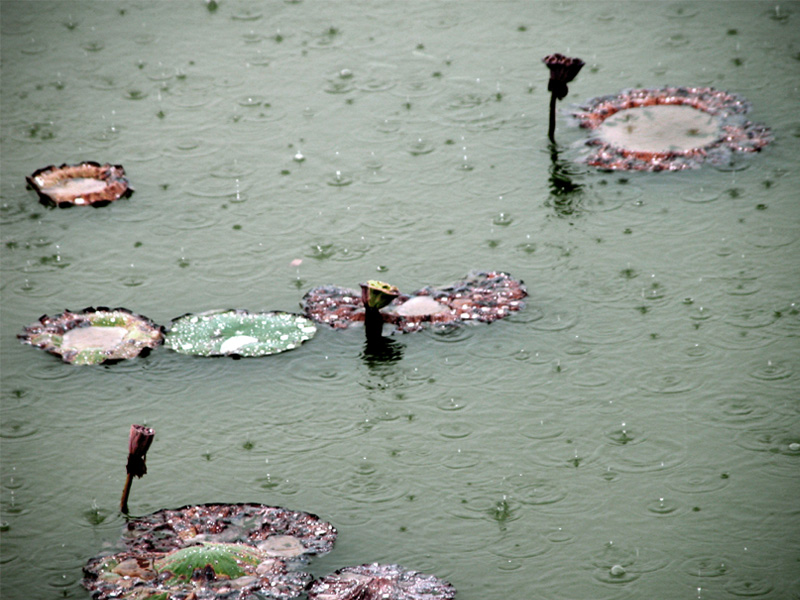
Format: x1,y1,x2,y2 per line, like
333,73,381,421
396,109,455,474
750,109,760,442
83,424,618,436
543,53,585,142
360,280,400,339
120,424,154,514
25,161,133,207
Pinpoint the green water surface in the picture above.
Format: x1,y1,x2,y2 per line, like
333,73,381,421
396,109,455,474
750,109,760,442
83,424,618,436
1,2,799,599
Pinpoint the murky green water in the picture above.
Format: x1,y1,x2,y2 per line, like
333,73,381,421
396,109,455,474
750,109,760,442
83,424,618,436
2,1,799,598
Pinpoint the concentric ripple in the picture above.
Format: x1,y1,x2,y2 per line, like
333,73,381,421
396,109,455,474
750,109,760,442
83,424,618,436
681,555,731,578
689,390,775,429
606,437,687,473
666,466,731,494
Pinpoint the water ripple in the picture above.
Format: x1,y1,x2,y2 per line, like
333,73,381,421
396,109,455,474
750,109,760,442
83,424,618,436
162,135,218,158
645,496,683,516
724,573,775,597
770,302,800,338
327,458,408,505
436,421,474,439
587,541,671,585
681,554,731,577
528,306,579,331
441,448,481,470
606,437,687,473
707,325,775,350
735,427,800,456
446,488,522,525
527,438,603,470
637,367,703,394
689,390,776,429
510,477,568,507
666,466,731,494
355,75,397,93
517,418,566,441
748,359,793,382
535,566,635,600
487,522,551,560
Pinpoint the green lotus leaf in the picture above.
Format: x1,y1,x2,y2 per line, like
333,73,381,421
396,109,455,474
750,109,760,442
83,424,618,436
154,542,262,584
165,309,316,357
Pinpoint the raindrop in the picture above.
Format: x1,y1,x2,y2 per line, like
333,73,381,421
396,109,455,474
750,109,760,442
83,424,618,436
492,212,513,226
646,496,680,515
326,170,353,187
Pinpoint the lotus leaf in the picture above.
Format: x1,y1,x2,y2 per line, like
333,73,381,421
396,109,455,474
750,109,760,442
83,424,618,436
571,86,772,171
303,270,527,333
26,161,133,207
123,504,337,561
307,563,456,600
18,307,163,365
154,542,262,583
165,310,316,357
84,544,312,600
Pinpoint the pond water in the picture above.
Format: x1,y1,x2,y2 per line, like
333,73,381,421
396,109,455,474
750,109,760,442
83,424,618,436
1,1,799,599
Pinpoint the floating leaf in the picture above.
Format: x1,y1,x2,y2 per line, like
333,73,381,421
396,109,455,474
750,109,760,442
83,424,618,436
571,86,772,171
26,161,133,207
154,542,261,583
84,505,336,600
165,309,316,357
308,563,456,600
18,307,163,365
303,270,527,333
123,503,337,562
84,545,311,600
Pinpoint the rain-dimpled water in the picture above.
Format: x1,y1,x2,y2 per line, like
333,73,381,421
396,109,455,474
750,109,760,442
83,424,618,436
1,2,799,599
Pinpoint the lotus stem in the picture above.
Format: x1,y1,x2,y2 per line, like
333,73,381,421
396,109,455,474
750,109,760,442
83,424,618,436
359,280,399,340
364,306,384,340
120,473,134,515
120,424,154,514
548,91,558,143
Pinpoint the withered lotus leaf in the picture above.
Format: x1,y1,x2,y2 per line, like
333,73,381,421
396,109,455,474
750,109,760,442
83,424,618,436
571,86,772,171
18,307,163,365
26,161,133,207
308,563,456,600
303,270,527,333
